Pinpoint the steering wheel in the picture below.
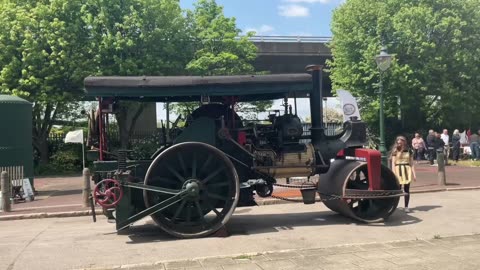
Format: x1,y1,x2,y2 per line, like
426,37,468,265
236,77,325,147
93,179,123,208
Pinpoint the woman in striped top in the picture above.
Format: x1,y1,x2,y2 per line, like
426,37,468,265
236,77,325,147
390,136,417,213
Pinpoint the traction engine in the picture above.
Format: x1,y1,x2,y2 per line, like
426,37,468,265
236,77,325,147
86,65,403,238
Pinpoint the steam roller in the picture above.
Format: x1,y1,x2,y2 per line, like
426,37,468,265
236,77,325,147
85,64,404,238
318,160,399,222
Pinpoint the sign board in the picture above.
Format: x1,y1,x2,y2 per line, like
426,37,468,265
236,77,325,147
65,130,84,144
22,178,34,201
65,129,86,169
336,89,361,123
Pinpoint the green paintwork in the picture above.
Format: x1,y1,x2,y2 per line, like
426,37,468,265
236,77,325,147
105,117,218,228
173,117,217,146
115,186,138,230
92,160,152,182
84,74,312,102
0,95,34,187
117,186,189,230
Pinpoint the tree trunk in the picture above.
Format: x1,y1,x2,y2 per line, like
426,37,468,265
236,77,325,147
32,102,59,166
115,102,145,149
116,105,130,149
36,137,50,165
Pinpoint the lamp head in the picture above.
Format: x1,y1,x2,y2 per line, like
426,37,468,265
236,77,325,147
375,46,392,71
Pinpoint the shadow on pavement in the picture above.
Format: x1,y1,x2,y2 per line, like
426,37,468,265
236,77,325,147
122,222,178,243
50,189,82,196
120,208,427,243
36,190,59,196
410,205,442,212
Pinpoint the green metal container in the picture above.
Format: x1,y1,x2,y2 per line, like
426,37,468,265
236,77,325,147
0,95,34,188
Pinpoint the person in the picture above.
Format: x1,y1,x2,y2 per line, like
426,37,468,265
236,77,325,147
411,133,426,164
390,136,416,213
440,129,450,164
451,129,461,163
433,132,446,165
426,130,436,165
470,129,480,160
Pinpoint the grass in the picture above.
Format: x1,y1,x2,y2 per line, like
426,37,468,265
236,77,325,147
455,159,480,167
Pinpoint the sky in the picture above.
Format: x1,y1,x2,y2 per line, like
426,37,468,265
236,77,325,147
157,0,344,123
179,0,344,37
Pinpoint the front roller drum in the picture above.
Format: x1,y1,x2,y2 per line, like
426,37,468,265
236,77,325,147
318,160,400,223
144,142,240,238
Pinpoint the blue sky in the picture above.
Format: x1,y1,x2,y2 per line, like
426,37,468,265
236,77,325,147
157,0,344,122
180,0,344,37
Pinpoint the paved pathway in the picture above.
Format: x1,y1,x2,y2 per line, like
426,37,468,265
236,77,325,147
106,234,480,270
1,164,479,217
1,190,479,270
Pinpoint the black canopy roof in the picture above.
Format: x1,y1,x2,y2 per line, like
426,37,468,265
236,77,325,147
84,74,313,102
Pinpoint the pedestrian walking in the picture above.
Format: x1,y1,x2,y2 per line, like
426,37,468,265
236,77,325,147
411,133,426,164
470,129,480,160
426,130,436,165
451,129,461,163
441,129,450,164
390,136,416,213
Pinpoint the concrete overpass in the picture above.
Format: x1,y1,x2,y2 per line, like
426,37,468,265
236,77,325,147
251,36,333,95
147,36,333,131
251,36,332,73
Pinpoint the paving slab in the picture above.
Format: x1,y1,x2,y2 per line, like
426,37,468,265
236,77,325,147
125,235,480,270
2,163,479,219
1,190,480,270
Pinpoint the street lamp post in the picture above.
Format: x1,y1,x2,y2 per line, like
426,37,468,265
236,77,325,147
375,46,392,167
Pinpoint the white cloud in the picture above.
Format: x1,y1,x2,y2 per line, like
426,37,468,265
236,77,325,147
284,0,332,3
245,25,275,35
278,4,310,17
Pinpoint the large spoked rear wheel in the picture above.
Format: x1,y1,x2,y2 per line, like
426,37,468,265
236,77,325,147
144,142,239,238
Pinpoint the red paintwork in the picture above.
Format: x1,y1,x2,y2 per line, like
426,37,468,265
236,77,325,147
93,179,123,208
336,148,382,190
354,149,381,190
237,131,246,145
98,98,104,161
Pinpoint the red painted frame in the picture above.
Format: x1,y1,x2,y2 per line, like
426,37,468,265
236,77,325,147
337,148,382,190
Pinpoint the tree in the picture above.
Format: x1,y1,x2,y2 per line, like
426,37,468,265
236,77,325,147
328,0,480,140
169,0,272,118
185,0,257,76
81,0,191,148
325,107,343,123
0,0,92,164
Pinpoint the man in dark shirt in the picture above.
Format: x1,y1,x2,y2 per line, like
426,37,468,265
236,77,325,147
470,129,480,160
435,132,445,152
426,130,436,165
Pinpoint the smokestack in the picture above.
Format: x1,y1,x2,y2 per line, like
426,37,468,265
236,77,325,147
306,65,324,145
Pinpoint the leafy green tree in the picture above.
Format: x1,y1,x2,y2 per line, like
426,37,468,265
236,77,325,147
170,0,271,119
81,0,191,148
328,0,480,140
0,0,91,164
185,0,257,76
